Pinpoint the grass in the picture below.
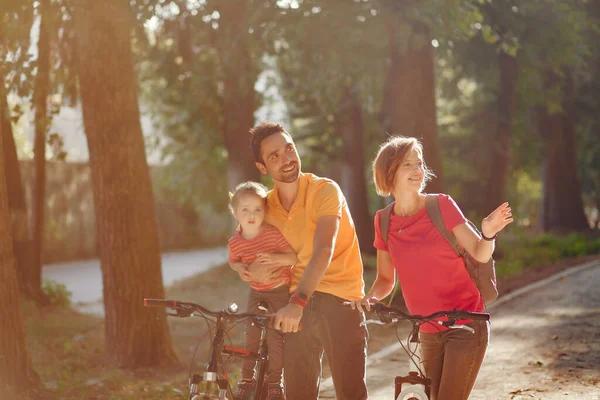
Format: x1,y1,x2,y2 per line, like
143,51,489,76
24,262,399,399
22,233,600,399
24,266,252,400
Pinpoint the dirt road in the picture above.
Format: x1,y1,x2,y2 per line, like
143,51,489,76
323,261,600,399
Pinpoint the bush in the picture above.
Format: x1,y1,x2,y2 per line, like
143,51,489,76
496,232,600,278
589,237,600,253
42,279,72,308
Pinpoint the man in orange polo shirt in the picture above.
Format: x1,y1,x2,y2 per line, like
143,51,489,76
246,121,368,400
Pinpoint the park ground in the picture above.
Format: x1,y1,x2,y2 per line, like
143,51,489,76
25,254,600,399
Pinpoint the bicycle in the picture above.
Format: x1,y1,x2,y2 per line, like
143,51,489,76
361,302,490,400
144,298,278,400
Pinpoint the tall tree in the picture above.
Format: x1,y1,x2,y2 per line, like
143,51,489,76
477,0,522,212
1,74,47,303
381,10,444,193
485,52,518,211
522,0,593,231
538,73,589,232
338,85,374,249
1,0,49,303
0,87,42,400
216,0,261,190
273,1,384,251
74,0,177,367
577,0,600,228
134,0,285,221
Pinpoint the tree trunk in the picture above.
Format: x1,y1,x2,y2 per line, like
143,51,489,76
0,87,42,399
382,18,444,193
338,86,374,253
539,74,589,232
31,0,51,304
217,0,260,190
485,53,518,212
75,0,178,367
1,75,40,302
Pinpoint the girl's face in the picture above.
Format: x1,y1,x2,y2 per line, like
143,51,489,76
393,148,425,193
233,194,266,230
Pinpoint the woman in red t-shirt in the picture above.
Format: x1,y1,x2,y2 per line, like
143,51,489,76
350,136,513,400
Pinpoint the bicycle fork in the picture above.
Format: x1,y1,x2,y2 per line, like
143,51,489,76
189,373,229,400
189,316,230,400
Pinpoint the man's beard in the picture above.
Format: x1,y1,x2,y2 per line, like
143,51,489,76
276,162,300,183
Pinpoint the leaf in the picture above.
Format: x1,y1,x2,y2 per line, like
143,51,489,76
481,25,498,44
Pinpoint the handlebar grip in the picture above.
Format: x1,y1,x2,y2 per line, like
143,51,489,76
459,311,490,321
144,298,178,308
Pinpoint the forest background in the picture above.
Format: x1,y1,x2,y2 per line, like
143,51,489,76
1,0,600,398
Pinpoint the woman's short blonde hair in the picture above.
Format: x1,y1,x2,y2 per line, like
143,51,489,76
372,136,435,196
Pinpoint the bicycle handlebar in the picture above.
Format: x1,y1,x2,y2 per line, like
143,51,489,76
144,298,179,309
144,298,273,328
373,302,490,324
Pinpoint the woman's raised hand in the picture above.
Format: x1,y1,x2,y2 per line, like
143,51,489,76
481,202,514,238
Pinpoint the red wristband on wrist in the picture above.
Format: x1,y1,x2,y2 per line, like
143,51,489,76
289,292,308,308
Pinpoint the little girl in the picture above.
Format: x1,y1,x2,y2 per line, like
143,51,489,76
228,181,297,400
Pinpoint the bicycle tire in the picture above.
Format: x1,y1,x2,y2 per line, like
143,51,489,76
253,359,269,400
190,393,221,400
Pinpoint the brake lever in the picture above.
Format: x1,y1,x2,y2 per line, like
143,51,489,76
438,322,475,334
360,318,397,327
360,319,382,327
164,309,194,318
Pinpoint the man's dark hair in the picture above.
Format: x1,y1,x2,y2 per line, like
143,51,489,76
249,121,288,164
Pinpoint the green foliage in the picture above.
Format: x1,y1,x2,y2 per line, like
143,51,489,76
435,0,600,225
530,233,600,257
496,232,600,278
505,169,543,228
274,0,388,169
136,0,285,214
42,279,72,308
130,0,598,235
575,1,600,226
4,0,598,244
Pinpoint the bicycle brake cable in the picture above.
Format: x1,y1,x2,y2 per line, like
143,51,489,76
396,323,426,376
189,312,216,380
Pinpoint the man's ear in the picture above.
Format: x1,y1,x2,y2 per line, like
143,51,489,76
256,162,267,175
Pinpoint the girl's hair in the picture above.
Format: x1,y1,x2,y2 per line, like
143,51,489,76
228,181,269,214
372,135,435,196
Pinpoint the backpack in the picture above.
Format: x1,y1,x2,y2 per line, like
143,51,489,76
379,194,498,305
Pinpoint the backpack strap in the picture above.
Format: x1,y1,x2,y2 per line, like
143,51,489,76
379,201,395,248
425,194,467,258
378,201,397,306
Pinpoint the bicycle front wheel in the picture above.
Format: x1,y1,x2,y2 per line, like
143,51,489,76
191,393,222,400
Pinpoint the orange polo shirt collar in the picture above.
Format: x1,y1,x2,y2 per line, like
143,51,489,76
268,172,309,215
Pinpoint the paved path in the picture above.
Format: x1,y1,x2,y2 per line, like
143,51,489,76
42,246,228,315
319,261,600,399
362,261,600,399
